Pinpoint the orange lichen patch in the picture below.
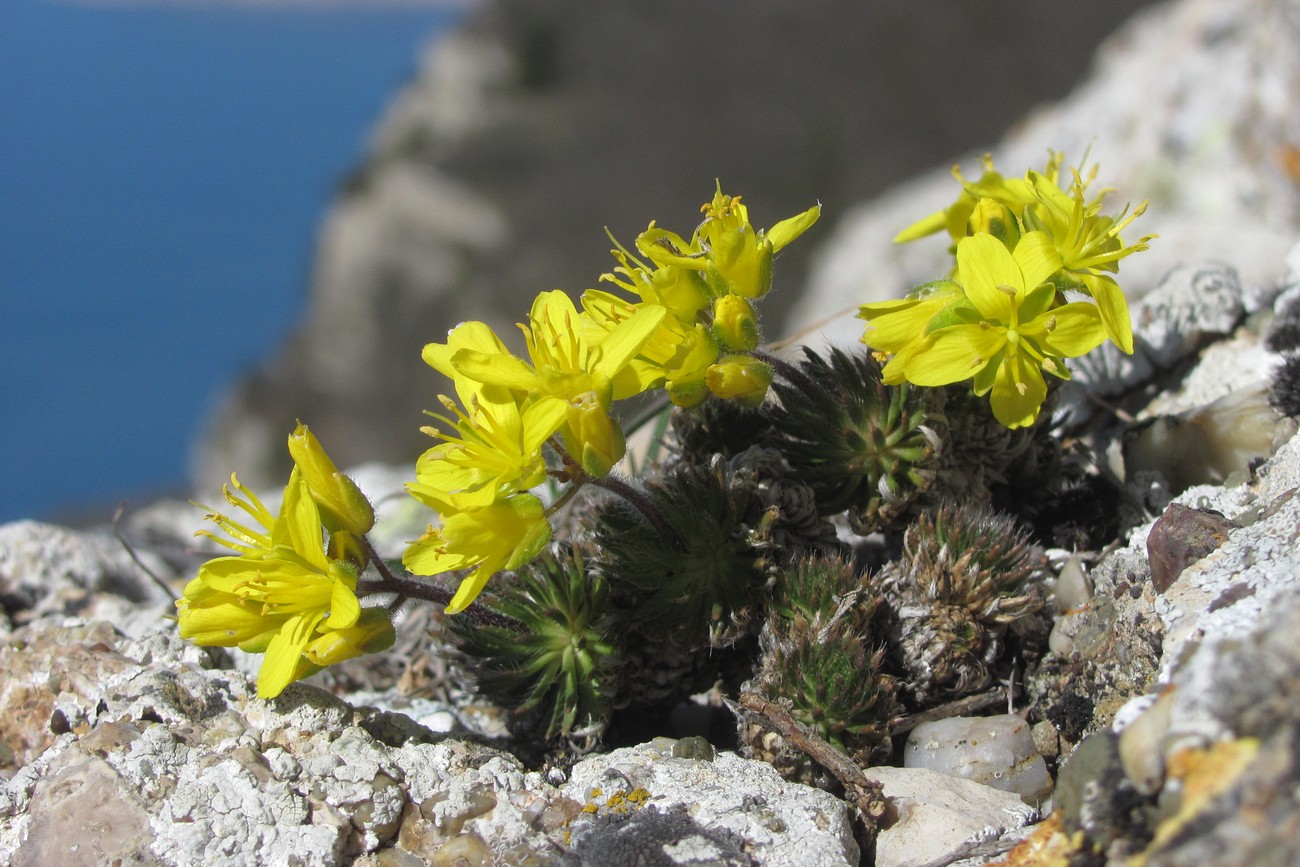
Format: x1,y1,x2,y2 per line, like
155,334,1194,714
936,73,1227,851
1279,142,1300,184
625,787,651,805
1140,737,1260,856
987,814,1089,866
572,785,655,823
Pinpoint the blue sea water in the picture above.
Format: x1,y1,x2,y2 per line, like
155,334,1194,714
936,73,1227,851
0,0,460,524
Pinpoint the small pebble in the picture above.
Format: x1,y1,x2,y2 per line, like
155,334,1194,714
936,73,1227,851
903,714,1053,805
671,736,716,762
1146,503,1236,592
1055,555,1094,612
1118,687,1175,796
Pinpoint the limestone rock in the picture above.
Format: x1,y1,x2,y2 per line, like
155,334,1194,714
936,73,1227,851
870,765,1038,867
562,740,859,867
790,0,1300,348
0,556,858,867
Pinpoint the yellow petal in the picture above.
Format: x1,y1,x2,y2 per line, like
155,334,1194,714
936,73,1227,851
1080,273,1134,355
989,354,1048,429
257,612,320,699
765,203,821,252
1030,302,1108,358
177,597,277,647
402,529,463,577
955,233,1019,322
593,303,667,380
445,564,493,616
272,470,329,570
893,210,947,244
859,294,953,354
422,321,511,378
324,563,361,629
520,395,568,453
904,325,1002,387
452,349,539,391
1011,231,1063,291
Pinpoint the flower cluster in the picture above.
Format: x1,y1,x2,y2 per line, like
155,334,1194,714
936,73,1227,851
403,185,819,613
859,153,1153,428
176,424,394,699
173,165,1148,738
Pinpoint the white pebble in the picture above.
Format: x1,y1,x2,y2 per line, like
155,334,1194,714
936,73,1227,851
903,714,1053,805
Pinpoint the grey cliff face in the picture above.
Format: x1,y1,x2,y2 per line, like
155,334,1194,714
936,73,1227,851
791,0,1300,348
193,0,1150,495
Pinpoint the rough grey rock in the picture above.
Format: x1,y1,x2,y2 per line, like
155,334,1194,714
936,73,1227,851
562,741,859,867
0,554,857,867
194,0,1151,495
790,0,1300,349
1060,260,1250,420
0,520,177,637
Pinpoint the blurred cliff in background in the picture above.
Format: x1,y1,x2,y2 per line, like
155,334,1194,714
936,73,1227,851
193,0,1157,493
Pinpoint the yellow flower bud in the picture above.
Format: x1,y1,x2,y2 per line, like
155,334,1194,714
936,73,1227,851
287,423,375,536
326,530,369,571
666,377,710,408
563,392,627,478
303,608,396,667
966,197,1021,249
705,355,772,407
711,294,760,352
659,324,718,407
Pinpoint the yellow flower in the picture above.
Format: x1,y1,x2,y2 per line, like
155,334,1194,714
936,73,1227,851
858,279,966,357
581,288,720,407
178,468,385,699
705,354,773,407
409,392,564,513
435,292,665,409
424,291,668,478
1019,162,1153,354
638,185,820,299
892,232,1108,428
600,242,711,325
287,422,374,538
403,493,552,614
893,153,1035,245
894,153,1152,355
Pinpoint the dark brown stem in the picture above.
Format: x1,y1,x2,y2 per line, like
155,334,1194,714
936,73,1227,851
751,348,820,397
113,504,179,602
734,691,888,844
588,474,685,550
889,686,1010,736
357,536,525,632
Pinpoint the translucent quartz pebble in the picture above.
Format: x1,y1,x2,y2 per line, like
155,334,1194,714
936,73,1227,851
903,714,1053,805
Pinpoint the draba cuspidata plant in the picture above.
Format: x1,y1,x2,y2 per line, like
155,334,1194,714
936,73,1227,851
178,160,1150,773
